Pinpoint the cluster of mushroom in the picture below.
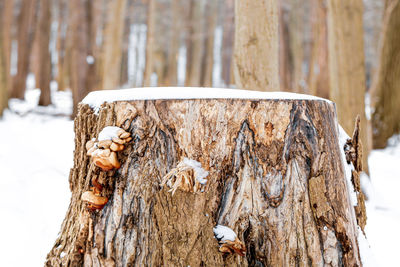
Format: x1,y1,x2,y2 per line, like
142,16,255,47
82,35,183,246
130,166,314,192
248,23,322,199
86,126,132,171
82,126,131,211
213,225,246,256
81,177,108,211
160,157,208,195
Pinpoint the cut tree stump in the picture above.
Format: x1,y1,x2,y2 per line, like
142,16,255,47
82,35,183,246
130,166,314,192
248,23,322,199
46,88,365,266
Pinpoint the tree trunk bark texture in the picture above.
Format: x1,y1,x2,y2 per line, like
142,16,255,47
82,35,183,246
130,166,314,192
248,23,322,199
46,96,364,266
327,0,370,173
11,0,38,99
371,0,400,148
233,0,280,92
37,0,52,106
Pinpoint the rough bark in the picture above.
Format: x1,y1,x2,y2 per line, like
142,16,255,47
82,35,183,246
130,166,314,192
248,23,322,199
100,0,127,90
233,0,280,91
327,0,370,173
37,0,52,106
185,0,205,87
11,0,38,99
46,96,363,266
371,0,400,148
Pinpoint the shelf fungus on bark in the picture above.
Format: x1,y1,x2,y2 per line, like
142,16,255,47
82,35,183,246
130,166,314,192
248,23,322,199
86,126,132,171
160,158,208,195
213,225,246,256
81,190,108,211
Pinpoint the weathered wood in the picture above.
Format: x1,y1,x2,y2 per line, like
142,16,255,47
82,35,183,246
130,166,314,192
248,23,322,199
46,91,363,266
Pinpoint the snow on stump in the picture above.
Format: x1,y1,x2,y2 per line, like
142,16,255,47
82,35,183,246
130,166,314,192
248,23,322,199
46,87,366,266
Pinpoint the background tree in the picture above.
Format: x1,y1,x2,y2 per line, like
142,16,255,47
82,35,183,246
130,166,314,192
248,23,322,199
0,0,8,116
233,0,279,91
371,0,400,148
143,0,156,86
100,0,127,90
11,0,38,99
37,0,52,106
327,0,370,172
185,0,205,87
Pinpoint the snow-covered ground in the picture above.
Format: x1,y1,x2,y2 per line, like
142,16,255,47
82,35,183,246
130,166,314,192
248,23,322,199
0,88,399,266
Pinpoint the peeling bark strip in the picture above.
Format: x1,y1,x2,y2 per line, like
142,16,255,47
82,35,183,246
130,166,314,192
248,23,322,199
46,99,362,266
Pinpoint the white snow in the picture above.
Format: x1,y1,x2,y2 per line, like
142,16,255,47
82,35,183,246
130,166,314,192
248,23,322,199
0,88,72,266
213,225,237,243
82,87,330,110
338,126,358,207
1,88,400,266
182,158,208,184
98,126,121,141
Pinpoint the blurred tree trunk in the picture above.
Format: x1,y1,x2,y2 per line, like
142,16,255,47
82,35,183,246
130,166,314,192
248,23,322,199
100,0,127,90
308,0,329,99
68,0,89,118
11,0,38,99
185,0,205,87
86,0,101,92
200,0,218,87
37,0,52,106
233,0,279,91
120,1,134,87
1,0,14,96
153,1,169,86
56,0,69,91
46,96,363,266
165,0,180,86
327,0,370,173
371,0,400,148
0,0,8,116
143,0,155,86
221,0,234,87
279,2,292,93
280,0,305,93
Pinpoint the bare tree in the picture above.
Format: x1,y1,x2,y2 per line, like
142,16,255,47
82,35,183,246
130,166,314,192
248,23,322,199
221,0,234,87
371,0,400,148
11,0,38,99
165,0,181,86
37,0,52,106
308,0,329,99
233,0,279,91
143,0,156,86
100,0,127,90
0,0,9,116
200,0,218,87
1,0,14,96
327,0,370,172
185,0,205,87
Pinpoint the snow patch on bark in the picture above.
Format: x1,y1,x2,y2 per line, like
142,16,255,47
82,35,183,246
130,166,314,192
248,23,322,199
338,125,358,207
183,157,208,184
82,87,331,110
98,126,122,141
213,225,237,242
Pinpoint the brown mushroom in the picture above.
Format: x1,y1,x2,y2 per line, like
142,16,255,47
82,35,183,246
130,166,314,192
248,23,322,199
98,140,112,149
110,142,124,152
81,191,108,210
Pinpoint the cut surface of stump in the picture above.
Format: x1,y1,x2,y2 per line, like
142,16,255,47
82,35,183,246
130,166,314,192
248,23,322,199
46,87,365,266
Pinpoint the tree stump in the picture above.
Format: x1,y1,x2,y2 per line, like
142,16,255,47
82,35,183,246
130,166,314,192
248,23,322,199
46,88,364,266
